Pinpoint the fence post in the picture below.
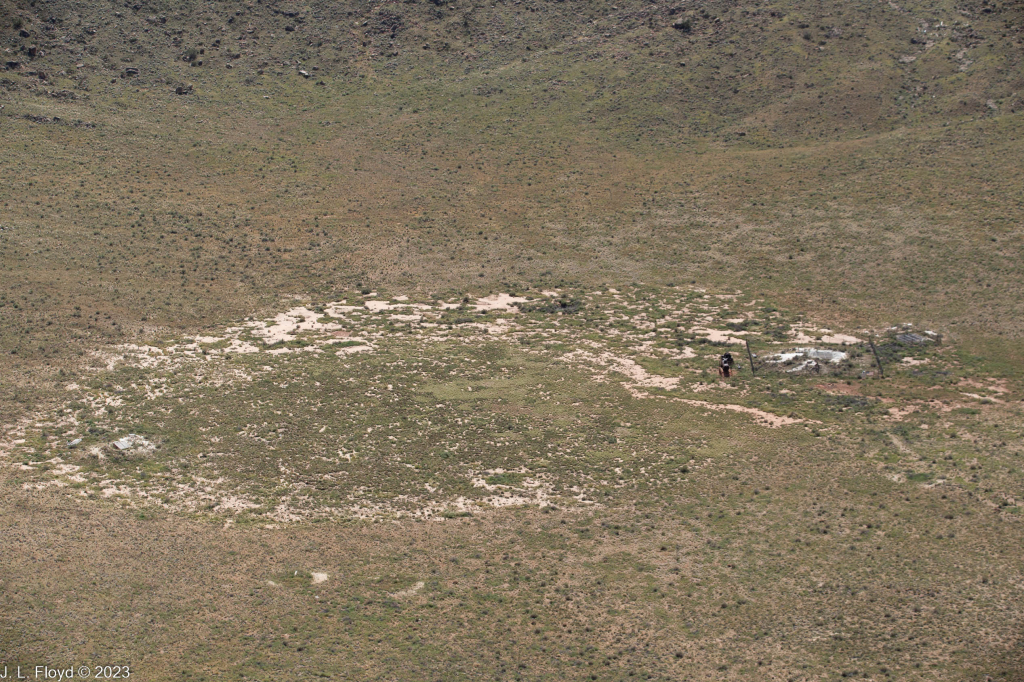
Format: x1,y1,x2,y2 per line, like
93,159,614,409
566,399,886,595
868,337,885,378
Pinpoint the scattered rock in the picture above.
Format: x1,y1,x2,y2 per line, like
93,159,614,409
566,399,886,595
19,29,30,38
175,83,193,95
764,348,848,373
366,10,404,37
896,332,931,345
110,434,154,455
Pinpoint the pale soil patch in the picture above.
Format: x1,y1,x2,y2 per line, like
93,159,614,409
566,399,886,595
100,484,135,498
478,492,551,508
253,306,343,344
365,300,432,312
674,399,806,427
560,349,681,390
466,472,558,509
8,286,874,522
960,392,1005,404
51,463,86,482
560,349,800,427
389,581,425,598
472,293,530,311
789,328,862,345
901,357,929,366
959,378,1009,394
887,405,920,420
888,434,913,454
691,328,747,344
653,346,696,360
21,479,70,490
270,502,306,523
227,339,260,354
821,333,862,345
215,495,263,513
311,572,329,584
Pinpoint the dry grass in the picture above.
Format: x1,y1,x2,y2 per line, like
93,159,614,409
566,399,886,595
2,0,1024,678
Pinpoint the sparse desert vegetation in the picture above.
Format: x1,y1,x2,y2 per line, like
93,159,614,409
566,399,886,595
1,0,1023,679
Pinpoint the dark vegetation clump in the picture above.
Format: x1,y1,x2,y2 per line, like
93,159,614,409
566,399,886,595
516,298,582,314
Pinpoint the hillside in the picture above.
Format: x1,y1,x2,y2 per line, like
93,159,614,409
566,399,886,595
2,0,1024,680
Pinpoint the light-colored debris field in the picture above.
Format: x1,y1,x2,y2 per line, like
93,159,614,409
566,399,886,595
2,286,1018,524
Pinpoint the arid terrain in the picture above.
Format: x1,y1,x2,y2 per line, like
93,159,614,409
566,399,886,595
1,0,1023,679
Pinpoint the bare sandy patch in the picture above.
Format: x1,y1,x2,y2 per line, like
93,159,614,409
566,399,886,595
365,300,432,313
559,349,800,427
821,333,862,345
958,378,1009,394
335,344,373,357
473,293,530,311
252,306,342,344
887,405,920,421
654,346,697,360
390,581,425,598
691,328,747,344
960,392,1005,404
674,399,806,427
561,350,681,390
789,328,861,345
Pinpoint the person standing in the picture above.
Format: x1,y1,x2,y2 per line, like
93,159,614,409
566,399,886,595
719,352,734,378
